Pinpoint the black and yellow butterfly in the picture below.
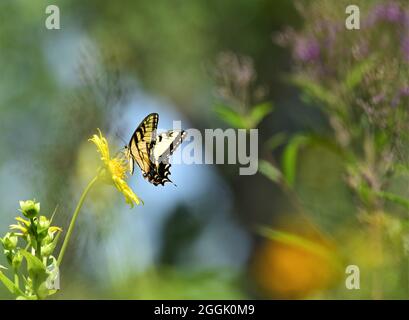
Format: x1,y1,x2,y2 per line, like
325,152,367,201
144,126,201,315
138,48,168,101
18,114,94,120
126,113,186,186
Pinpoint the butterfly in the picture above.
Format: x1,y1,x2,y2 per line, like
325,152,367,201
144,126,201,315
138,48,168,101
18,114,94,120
126,113,187,186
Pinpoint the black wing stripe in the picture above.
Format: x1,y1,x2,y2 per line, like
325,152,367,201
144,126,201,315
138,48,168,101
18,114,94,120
156,130,187,163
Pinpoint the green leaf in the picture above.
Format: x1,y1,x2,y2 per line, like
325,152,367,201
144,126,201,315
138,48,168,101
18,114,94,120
345,56,376,90
392,164,409,177
20,249,49,299
214,104,247,128
290,75,338,107
281,135,310,187
249,102,273,127
280,134,352,188
258,227,326,256
0,270,25,296
355,184,409,211
50,205,59,224
0,270,17,293
20,250,46,275
264,132,287,151
375,191,409,211
259,160,282,183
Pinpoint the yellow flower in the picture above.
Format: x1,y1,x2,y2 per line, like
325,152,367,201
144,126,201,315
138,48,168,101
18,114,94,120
89,129,142,207
49,226,63,235
9,217,30,235
9,217,62,238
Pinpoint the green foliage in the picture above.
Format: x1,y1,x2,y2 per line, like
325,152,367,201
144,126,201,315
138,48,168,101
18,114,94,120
249,102,274,128
276,0,409,298
215,102,273,129
344,55,377,91
214,104,248,128
264,132,287,151
281,135,310,187
20,250,51,299
259,160,282,183
289,75,339,108
0,270,25,297
213,52,273,129
374,191,409,211
109,268,245,300
0,200,62,300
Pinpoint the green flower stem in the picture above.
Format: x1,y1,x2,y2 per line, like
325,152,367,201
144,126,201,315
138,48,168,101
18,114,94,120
30,217,41,259
57,176,99,266
14,273,19,289
36,239,41,259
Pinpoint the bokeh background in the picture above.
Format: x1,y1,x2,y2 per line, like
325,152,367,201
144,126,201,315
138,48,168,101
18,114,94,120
1,0,409,299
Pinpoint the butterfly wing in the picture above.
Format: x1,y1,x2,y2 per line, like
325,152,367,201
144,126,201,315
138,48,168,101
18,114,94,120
149,130,187,186
128,113,159,175
152,130,187,164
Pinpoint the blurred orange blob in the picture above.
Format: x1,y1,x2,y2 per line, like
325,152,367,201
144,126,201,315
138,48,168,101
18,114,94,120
251,229,341,299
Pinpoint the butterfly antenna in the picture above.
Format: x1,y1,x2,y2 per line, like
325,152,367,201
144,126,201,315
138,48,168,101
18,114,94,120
115,132,127,147
113,132,129,159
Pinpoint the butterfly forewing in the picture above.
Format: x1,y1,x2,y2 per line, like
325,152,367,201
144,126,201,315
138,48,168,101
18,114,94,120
128,113,159,175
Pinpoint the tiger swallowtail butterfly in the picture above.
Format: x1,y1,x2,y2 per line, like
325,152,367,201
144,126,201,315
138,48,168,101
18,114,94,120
126,113,186,186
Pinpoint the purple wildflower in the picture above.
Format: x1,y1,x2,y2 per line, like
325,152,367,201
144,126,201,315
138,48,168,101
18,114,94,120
391,86,409,107
383,2,402,21
365,1,405,27
294,37,320,62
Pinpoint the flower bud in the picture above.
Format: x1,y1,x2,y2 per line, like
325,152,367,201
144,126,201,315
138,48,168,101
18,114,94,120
38,216,50,230
42,230,61,257
1,232,18,250
19,200,40,219
12,250,22,271
36,216,51,241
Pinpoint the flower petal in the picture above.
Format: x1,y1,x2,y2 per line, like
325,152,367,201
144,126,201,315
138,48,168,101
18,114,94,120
90,129,142,208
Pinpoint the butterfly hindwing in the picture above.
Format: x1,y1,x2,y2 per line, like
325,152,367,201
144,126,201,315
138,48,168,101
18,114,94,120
152,130,187,164
149,130,187,185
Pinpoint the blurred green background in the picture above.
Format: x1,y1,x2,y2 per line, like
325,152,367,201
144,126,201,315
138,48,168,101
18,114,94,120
1,0,408,299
